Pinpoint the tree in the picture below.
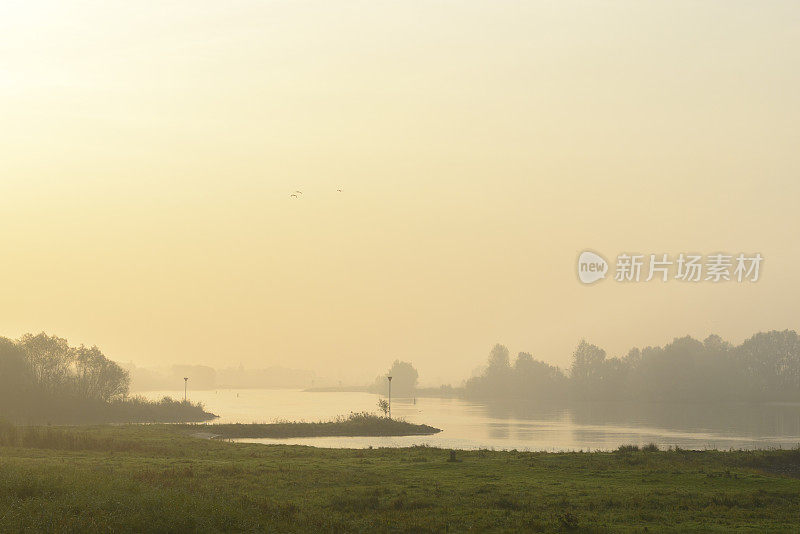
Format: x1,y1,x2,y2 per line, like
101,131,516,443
18,333,72,394
464,346,567,400
487,344,511,371
482,344,513,392
74,345,130,401
0,337,34,415
570,340,606,383
512,352,567,400
377,398,390,417
569,340,637,400
17,333,130,402
373,360,418,397
736,330,800,400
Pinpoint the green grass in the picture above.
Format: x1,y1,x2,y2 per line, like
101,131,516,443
179,412,441,438
0,424,799,532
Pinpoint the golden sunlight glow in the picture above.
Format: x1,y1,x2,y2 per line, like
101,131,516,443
2,1,799,384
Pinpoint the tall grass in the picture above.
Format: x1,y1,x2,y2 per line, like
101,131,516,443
2,395,216,425
0,419,160,453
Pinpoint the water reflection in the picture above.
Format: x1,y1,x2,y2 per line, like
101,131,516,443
138,389,800,451
569,401,800,442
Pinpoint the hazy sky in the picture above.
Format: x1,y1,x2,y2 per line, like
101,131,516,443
2,1,799,385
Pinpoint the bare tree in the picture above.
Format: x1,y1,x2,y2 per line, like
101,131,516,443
377,398,390,417
18,333,71,394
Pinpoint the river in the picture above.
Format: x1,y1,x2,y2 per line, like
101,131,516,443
137,388,800,451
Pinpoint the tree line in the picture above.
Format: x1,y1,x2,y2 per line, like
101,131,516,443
464,330,800,403
0,332,214,424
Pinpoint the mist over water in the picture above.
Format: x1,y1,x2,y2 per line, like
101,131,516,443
140,389,800,451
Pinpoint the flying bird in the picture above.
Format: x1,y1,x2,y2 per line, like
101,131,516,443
290,193,298,198
294,190,303,195
337,188,342,192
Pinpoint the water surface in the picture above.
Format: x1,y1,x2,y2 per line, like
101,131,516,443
138,388,800,451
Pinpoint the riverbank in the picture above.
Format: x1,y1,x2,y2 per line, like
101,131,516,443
2,395,218,425
181,412,441,438
1,423,799,532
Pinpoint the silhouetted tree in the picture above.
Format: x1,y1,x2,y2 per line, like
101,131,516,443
0,332,207,424
371,360,418,397
464,329,800,404
19,333,71,394
74,345,130,401
569,340,608,399
465,345,567,400
735,330,800,401
513,352,566,400
487,344,511,370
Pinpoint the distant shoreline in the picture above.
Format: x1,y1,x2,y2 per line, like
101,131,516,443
303,386,370,393
302,386,463,399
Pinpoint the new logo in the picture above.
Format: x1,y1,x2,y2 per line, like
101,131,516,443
577,251,608,284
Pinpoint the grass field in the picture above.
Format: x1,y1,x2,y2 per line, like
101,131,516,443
0,424,799,532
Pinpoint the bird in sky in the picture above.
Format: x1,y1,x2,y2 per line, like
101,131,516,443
337,188,342,192
295,190,303,195
290,193,298,198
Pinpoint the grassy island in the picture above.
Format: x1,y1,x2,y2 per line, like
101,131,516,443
182,412,441,439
